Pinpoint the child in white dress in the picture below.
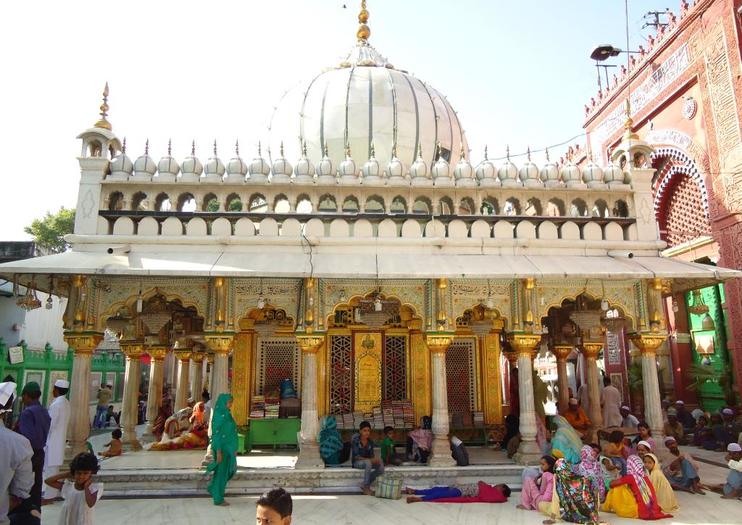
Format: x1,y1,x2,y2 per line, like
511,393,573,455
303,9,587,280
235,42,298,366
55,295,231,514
44,452,103,525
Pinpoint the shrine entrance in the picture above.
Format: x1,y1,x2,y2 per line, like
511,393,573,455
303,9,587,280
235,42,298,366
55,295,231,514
326,293,417,429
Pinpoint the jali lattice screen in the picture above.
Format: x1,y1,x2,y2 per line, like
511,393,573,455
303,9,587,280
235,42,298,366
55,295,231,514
445,338,476,416
256,337,300,396
329,335,353,414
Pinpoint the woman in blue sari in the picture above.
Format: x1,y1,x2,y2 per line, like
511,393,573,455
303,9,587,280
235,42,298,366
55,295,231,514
206,393,238,506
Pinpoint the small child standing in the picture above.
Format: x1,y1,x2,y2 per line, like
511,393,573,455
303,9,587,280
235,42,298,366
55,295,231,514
45,452,103,525
381,426,401,466
99,429,122,458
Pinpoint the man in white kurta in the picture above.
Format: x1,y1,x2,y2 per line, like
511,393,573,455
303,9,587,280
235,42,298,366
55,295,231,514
42,379,71,501
601,377,623,427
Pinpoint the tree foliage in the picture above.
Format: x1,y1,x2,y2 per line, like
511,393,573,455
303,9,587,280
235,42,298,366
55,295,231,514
24,207,75,254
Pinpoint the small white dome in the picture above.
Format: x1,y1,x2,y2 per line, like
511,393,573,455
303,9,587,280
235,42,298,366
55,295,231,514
227,142,248,177
497,159,518,181
249,143,271,177
157,141,180,176
475,148,495,180
362,148,381,179
560,161,581,182
603,160,624,183
410,146,428,179
454,150,473,180
519,151,539,182
385,148,405,178
181,142,203,177
110,152,133,175
133,141,156,176
539,149,559,182
338,148,357,178
205,142,226,177
295,145,316,178
271,143,293,178
316,147,334,178
432,154,450,180
582,158,603,183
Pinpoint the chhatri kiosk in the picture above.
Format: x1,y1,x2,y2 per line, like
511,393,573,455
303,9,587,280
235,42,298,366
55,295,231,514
1,3,737,486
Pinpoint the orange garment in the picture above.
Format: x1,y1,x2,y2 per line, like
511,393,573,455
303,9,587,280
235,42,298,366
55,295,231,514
604,441,627,459
564,408,592,433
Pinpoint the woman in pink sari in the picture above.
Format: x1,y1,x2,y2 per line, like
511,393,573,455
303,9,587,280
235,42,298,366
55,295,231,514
518,455,556,510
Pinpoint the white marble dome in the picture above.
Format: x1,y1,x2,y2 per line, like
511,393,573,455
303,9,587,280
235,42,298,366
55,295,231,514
157,142,180,176
540,157,559,182
295,147,316,178
454,154,473,180
110,150,133,176
133,143,156,176
582,158,603,183
560,161,581,182
205,144,226,178
338,150,357,178
410,147,429,179
361,150,381,179
316,149,334,178
432,155,450,180
385,150,405,178
497,157,518,182
603,161,625,184
519,155,539,182
475,148,495,181
249,145,271,177
227,142,248,177
181,143,203,177
268,41,467,175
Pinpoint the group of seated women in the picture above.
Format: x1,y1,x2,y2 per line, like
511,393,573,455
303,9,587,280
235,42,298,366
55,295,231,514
149,400,209,451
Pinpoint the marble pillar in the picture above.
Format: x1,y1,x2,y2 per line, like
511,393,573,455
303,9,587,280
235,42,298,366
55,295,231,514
63,332,103,457
553,345,572,412
583,342,604,429
190,353,204,402
119,341,144,451
427,333,456,468
143,345,168,441
203,334,234,464
629,333,667,442
174,350,192,411
295,334,325,469
509,334,542,465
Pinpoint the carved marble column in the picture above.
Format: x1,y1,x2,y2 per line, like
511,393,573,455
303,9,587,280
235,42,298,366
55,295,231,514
190,352,204,402
427,333,456,468
202,334,233,464
173,349,192,411
119,341,144,451
63,332,103,457
553,344,573,412
583,342,604,429
295,333,325,469
629,333,667,441
509,333,542,465
143,345,168,441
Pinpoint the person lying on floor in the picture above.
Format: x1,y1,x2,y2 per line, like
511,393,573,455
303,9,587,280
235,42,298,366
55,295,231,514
403,482,511,503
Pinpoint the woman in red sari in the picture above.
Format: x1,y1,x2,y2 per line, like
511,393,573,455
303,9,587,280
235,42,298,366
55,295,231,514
602,454,672,520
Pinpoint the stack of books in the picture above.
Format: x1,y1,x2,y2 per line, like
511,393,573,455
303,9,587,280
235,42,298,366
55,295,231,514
372,406,384,429
264,396,280,418
250,395,266,418
473,411,485,427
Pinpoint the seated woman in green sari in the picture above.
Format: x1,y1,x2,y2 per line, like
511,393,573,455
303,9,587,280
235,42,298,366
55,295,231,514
206,393,238,506
319,416,346,465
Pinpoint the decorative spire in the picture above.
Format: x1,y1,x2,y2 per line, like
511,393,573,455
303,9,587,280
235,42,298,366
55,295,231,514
370,141,375,157
484,145,488,160
436,141,442,160
416,143,423,159
545,147,550,162
302,140,308,157
167,139,172,156
144,139,149,155
257,141,262,156
323,142,329,157
121,137,127,154
622,99,639,140
460,142,466,161
345,143,351,157
506,145,510,161
357,0,370,42
235,140,240,156
94,82,111,130
191,140,196,156
526,146,531,161
213,140,218,156
280,141,285,157
391,141,397,158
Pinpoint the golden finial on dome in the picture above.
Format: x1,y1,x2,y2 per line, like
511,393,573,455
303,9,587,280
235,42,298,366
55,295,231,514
323,142,329,157
302,140,308,157
370,141,375,157
144,139,150,155
622,99,639,141
436,141,442,160
416,142,423,159
94,82,112,130
357,0,370,42
345,143,352,157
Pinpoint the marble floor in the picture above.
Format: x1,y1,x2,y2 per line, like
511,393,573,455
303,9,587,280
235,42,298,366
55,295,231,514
39,490,742,525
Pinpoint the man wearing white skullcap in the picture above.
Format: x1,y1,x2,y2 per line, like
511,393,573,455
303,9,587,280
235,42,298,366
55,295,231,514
710,443,742,498
0,381,34,524
42,379,71,503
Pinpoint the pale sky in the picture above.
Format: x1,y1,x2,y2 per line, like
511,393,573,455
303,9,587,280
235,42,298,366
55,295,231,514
0,0,668,240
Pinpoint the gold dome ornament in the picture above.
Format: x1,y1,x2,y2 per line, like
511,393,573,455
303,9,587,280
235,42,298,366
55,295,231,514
94,82,112,130
357,1,370,42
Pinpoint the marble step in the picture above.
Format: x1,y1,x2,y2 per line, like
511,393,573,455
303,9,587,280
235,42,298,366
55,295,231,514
98,464,525,498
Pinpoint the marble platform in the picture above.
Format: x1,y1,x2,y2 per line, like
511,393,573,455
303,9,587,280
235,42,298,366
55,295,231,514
97,449,523,497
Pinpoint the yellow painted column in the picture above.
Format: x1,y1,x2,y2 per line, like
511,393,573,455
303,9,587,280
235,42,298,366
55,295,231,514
173,349,192,411
553,345,573,413
583,342,604,429
409,320,431,424
481,318,505,424
119,340,145,451
232,321,255,426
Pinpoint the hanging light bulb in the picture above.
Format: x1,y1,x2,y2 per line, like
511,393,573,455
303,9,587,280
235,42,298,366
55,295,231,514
46,294,53,310
136,294,143,313
601,299,609,311
701,313,715,331
257,293,266,309
374,297,383,312
672,298,679,313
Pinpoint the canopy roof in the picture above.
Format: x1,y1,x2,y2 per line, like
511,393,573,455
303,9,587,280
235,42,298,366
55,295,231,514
0,249,737,294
